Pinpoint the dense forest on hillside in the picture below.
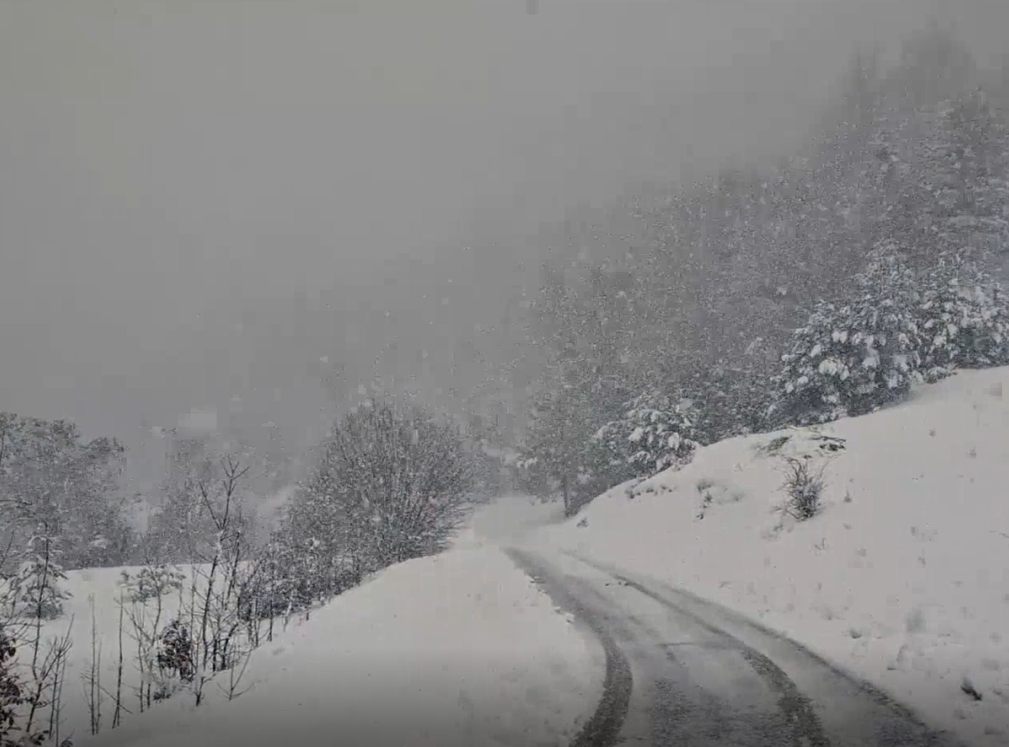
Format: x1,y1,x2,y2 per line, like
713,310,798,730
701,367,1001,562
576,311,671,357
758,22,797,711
5,26,1009,568
515,27,1009,511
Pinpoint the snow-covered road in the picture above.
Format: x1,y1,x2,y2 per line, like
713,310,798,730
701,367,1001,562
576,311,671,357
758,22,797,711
507,544,964,747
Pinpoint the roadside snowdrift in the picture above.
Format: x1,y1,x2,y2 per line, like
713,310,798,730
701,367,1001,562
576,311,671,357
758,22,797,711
77,542,600,747
539,367,1009,746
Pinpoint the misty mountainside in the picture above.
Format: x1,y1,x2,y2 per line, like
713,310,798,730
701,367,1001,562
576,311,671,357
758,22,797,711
4,10,1009,747
513,26,1009,514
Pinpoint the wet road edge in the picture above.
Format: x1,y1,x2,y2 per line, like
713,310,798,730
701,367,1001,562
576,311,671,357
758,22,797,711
504,547,631,747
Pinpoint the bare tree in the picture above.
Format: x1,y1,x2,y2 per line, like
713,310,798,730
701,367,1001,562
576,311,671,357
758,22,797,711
82,596,103,736
292,400,473,588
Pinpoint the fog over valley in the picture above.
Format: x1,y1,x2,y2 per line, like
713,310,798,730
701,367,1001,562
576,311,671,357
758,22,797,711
7,3,1009,746
2,0,1007,485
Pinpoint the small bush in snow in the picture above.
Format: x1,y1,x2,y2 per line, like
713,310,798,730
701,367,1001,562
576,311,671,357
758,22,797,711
119,565,185,606
593,391,698,479
153,617,194,694
780,457,826,521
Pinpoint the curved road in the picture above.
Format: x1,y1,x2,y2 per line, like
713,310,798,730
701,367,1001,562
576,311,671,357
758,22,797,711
506,547,964,747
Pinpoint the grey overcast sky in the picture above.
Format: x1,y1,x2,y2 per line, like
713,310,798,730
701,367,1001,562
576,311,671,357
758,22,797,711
2,0,1007,471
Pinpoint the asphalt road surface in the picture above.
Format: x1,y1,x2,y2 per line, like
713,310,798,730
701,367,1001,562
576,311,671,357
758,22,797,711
506,547,964,747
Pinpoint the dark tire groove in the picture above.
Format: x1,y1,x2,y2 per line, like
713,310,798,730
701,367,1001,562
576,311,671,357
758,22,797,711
604,570,831,747
568,550,963,747
504,548,632,747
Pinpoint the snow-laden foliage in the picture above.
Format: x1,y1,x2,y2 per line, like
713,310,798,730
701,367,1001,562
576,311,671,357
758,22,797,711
774,244,1009,424
5,535,70,622
773,248,928,424
519,386,592,507
153,619,196,701
0,632,21,746
0,631,43,747
241,541,302,621
289,400,473,587
518,375,632,515
676,366,777,444
119,565,185,607
143,436,258,566
594,392,698,478
0,414,132,571
512,28,1009,455
917,253,1009,377
517,262,642,513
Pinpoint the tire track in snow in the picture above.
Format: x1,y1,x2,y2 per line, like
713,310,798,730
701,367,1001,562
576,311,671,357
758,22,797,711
566,549,966,747
504,547,631,747
605,569,830,747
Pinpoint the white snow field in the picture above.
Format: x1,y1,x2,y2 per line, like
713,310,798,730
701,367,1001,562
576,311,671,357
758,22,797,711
5,563,197,747
67,532,600,747
535,366,1009,747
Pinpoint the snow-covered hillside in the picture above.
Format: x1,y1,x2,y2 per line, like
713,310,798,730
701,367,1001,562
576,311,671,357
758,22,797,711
33,370,1009,747
536,367,1009,746
70,537,599,747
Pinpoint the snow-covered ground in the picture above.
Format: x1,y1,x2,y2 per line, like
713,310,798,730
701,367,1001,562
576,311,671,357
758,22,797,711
4,563,195,747
25,369,1009,747
59,516,600,747
535,367,1009,746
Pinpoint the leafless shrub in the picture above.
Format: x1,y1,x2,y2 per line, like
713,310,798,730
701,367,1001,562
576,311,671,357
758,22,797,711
291,400,473,586
118,564,184,713
780,457,827,521
181,455,258,707
20,620,73,746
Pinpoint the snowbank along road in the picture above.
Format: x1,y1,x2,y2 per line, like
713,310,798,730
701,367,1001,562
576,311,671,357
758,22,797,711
507,545,965,747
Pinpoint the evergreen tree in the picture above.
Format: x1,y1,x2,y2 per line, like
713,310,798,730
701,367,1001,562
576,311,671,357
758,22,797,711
0,414,129,571
917,251,1009,376
9,532,70,621
774,244,928,424
593,391,697,479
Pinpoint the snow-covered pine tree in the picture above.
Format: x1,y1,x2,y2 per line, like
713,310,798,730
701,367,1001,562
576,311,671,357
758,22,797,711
593,391,698,479
773,244,928,424
917,251,1009,377
518,384,586,514
674,363,776,444
519,370,632,514
0,414,131,572
9,532,70,621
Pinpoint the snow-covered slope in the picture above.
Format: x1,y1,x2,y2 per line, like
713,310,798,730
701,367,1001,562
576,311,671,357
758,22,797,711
6,563,192,747
537,367,1009,746
74,537,600,747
